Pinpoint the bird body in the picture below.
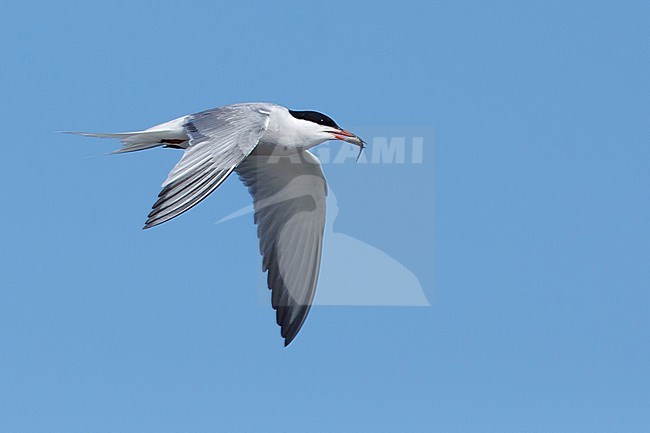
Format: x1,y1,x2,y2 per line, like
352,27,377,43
69,102,364,345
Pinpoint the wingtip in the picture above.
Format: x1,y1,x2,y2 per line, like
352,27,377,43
143,213,164,230
282,329,299,347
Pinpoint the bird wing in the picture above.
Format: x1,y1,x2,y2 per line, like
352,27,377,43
145,104,272,229
236,149,327,346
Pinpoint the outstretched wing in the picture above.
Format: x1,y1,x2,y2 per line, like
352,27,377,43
145,104,272,229
237,149,327,346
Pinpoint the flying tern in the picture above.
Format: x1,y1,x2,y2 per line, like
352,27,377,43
69,102,365,346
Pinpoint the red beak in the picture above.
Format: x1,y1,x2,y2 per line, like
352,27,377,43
334,129,356,140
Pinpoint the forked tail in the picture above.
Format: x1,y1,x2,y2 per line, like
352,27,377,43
64,115,190,153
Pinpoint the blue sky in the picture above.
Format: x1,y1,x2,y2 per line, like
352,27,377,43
1,1,649,432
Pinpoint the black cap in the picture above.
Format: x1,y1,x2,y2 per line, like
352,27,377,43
288,110,340,129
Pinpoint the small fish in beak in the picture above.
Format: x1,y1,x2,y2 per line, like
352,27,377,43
334,129,366,162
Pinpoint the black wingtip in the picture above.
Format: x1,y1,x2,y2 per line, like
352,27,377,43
282,325,301,347
284,335,296,347
142,220,156,230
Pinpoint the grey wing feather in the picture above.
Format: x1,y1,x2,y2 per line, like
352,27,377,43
145,104,271,229
237,149,327,346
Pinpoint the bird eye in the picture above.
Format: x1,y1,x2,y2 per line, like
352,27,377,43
289,110,340,129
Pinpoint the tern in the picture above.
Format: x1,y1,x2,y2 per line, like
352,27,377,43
69,102,365,346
